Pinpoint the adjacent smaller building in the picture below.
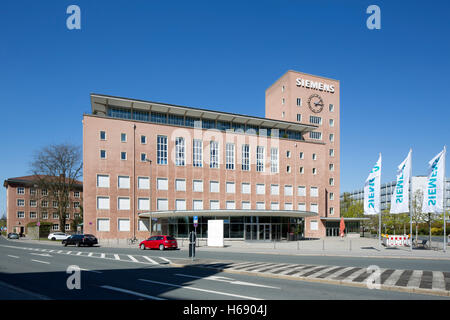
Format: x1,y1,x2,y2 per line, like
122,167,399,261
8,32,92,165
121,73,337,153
3,175,83,235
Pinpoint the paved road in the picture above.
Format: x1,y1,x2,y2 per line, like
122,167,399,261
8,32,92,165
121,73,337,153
0,238,449,300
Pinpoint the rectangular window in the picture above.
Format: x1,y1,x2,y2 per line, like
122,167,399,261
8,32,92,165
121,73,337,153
138,177,150,189
298,203,306,211
97,175,110,188
138,198,150,211
193,200,203,210
270,148,279,173
210,200,220,210
17,199,25,207
17,211,24,218
284,185,293,196
42,212,48,219
226,182,235,194
118,197,130,210
210,141,219,168
270,202,279,210
157,199,169,211
121,133,127,142
310,220,318,231
329,163,334,171
100,150,106,159
329,119,334,127
53,213,59,219
175,137,185,166
330,149,335,157
41,200,48,208
309,116,322,125
193,139,203,167
256,146,264,172
299,152,304,159
193,180,203,192
74,202,80,208
53,201,58,208
74,191,80,198
141,153,147,162
284,203,293,211
329,134,334,142
241,144,250,171
298,186,306,197
17,187,25,195
118,176,130,189
310,132,322,140
30,200,37,207
329,192,334,200
141,135,147,144
210,181,220,193
310,187,319,197
241,183,251,194
65,224,70,231
100,131,106,140
157,135,168,165
175,199,186,211
256,184,265,195
121,152,127,160
175,179,186,191
330,207,335,215
270,184,279,195
226,143,235,170
226,201,236,210
138,219,149,231
41,189,48,196
151,112,167,124
329,104,334,112
329,178,335,186
30,188,36,196
256,202,265,210
52,224,59,231
157,178,168,190
97,219,110,232
297,98,302,106
242,201,251,210
310,203,319,213
97,197,110,210
297,114,302,122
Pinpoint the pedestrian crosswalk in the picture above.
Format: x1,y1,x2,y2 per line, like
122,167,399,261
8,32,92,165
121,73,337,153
0,244,171,265
194,261,450,294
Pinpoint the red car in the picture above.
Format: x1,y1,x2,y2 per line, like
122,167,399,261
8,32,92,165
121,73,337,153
139,235,178,250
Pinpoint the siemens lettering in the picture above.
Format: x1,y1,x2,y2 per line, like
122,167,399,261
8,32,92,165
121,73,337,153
296,78,335,93
367,178,376,208
396,173,404,204
427,159,439,206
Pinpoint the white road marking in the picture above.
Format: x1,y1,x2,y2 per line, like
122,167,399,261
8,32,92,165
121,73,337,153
432,271,445,291
101,253,105,258
175,273,280,289
329,267,356,280
0,280,50,300
29,253,52,257
100,285,165,300
31,259,50,264
383,269,405,286
7,255,20,259
142,256,158,265
407,270,423,288
127,255,138,262
76,252,82,256
79,268,103,274
114,254,120,260
159,257,171,263
66,251,72,254
139,279,262,300
88,252,93,257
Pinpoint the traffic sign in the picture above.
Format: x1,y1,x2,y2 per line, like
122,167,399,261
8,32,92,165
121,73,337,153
36,222,40,227
193,216,198,227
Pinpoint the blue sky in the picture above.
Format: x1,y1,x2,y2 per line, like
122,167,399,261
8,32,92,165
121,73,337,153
1,0,449,214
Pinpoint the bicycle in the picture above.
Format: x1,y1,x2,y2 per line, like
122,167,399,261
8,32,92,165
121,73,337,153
127,237,138,245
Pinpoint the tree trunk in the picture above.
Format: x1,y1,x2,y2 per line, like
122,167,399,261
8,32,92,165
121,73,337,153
415,223,418,247
429,213,432,248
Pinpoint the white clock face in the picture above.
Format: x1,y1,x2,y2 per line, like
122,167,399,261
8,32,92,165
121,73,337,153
308,94,324,113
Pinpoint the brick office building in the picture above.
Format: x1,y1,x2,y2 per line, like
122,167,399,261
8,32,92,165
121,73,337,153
3,175,83,235
83,70,340,240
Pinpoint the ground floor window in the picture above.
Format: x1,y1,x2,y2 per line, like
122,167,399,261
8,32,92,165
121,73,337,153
52,224,59,231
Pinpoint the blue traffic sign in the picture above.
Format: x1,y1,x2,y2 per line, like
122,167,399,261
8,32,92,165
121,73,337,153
193,216,198,227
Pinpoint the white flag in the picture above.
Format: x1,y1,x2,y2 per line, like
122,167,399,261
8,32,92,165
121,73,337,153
390,149,412,214
364,154,382,215
422,146,446,214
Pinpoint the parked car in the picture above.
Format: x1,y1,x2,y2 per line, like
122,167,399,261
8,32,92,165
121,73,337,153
48,232,70,241
62,234,98,247
139,235,178,250
7,233,19,239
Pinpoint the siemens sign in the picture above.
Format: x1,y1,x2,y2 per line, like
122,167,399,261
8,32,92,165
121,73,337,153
296,78,335,93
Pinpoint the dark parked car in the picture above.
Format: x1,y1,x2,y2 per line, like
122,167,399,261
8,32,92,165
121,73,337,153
7,233,19,239
62,234,98,247
139,235,178,250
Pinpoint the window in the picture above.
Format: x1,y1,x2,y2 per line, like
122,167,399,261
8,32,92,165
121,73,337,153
138,176,150,190
298,203,306,211
329,149,335,157
329,163,334,171
53,201,58,208
241,144,250,171
138,198,150,210
74,202,80,208
141,135,147,144
175,199,186,211
256,184,265,195
226,143,235,170
286,151,291,158
97,197,110,210
330,207,335,215
42,212,48,219
157,178,168,190
271,184,279,195
256,202,265,210
271,202,279,210
138,219,149,232
65,224,71,231
270,148,278,173
329,178,335,186
193,139,203,167
284,185,293,196
210,200,220,210
329,119,334,127
296,114,302,122
157,135,168,165
242,201,251,210
297,98,302,106
256,146,264,172
157,199,169,211
175,137,185,166
100,150,107,159
281,112,285,118
310,220,318,231
17,211,25,218
312,153,317,160
310,187,319,197
193,180,203,192
309,116,322,125
329,134,334,142
282,85,285,92
118,197,130,210
30,188,36,196
210,181,219,193
52,224,59,231
53,213,59,219
226,182,235,194
282,98,285,105
97,175,110,188
121,133,127,142
141,153,147,162
226,201,235,210
329,104,334,112
41,200,48,208
287,166,291,173
310,203,319,213
120,152,127,160
74,191,80,198
30,200,37,207
41,189,48,196
17,187,25,195
168,114,184,126
118,176,130,189
241,183,251,194
329,192,335,200
284,203,293,211
100,131,106,140
299,152,304,159
210,141,219,168
299,167,304,174
193,200,203,210
65,213,70,219
298,186,306,196
310,132,322,140
175,179,186,191
97,219,110,232
312,168,317,175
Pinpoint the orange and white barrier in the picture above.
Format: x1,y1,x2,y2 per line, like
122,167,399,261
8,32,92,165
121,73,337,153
382,234,411,247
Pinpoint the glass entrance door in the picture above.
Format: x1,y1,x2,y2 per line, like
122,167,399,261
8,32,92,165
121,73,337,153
245,224,258,240
258,224,271,241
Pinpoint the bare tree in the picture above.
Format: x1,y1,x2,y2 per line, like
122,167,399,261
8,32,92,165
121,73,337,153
30,144,82,233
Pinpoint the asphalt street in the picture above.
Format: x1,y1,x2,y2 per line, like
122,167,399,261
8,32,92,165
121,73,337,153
0,237,449,300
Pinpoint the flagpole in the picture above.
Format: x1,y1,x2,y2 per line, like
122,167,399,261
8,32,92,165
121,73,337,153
379,152,382,250
443,146,446,253
410,149,413,252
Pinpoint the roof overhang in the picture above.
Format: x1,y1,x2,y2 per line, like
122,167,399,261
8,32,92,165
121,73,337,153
138,210,318,219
